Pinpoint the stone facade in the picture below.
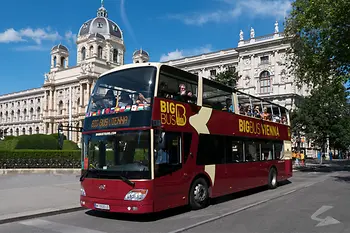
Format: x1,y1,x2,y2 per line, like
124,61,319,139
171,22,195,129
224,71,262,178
0,6,308,145
164,24,309,110
0,3,147,143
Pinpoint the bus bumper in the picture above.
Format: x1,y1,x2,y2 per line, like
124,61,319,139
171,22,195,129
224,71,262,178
80,196,154,214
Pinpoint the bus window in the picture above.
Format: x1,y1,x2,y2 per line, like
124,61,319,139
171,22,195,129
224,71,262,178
154,131,182,177
202,79,233,112
226,138,244,163
261,101,272,121
196,134,226,165
158,68,198,104
244,141,260,162
274,142,283,159
260,141,273,160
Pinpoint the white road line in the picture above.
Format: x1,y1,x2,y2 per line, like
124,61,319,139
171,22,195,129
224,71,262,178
19,219,107,233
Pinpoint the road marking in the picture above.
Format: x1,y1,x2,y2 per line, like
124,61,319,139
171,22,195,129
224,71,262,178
311,206,340,227
19,219,107,233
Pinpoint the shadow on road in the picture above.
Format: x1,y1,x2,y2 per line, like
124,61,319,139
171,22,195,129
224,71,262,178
84,180,292,222
332,175,350,183
295,165,350,173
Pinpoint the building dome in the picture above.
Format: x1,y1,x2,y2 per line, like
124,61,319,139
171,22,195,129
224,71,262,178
88,33,105,40
51,44,68,52
133,49,149,57
78,2,122,39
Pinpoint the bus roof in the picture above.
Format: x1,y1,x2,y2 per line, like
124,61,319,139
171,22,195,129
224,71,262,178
99,62,288,111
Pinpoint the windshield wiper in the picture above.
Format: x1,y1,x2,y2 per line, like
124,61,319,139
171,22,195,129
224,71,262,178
80,168,97,182
115,175,135,187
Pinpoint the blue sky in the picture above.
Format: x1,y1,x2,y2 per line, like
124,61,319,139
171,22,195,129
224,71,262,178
0,0,292,95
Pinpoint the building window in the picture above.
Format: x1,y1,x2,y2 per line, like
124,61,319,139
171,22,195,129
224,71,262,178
259,71,271,94
98,46,103,58
81,47,86,60
113,49,118,63
260,56,269,64
210,69,216,76
53,56,57,67
61,57,65,67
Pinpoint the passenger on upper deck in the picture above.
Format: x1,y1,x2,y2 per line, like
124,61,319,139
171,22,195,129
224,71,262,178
253,106,261,118
136,93,151,105
261,107,271,120
222,98,234,112
175,83,196,103
117,93,133,107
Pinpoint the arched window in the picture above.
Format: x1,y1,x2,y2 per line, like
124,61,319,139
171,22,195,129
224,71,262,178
58,100,64,115
53,56,57,67
113,49,118,63
98,46,103,58
37,107,41,119
36,127,40,134
29,127,33,135
81,47,86,60
259,71,271,94
22,128,25,135
61,57,66,67
89,46,94,57
16,128,19,136
30,108,34,120
10,129,13,136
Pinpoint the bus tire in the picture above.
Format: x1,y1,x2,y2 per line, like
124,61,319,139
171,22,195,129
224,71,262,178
268,168,278,189
189,178,209,210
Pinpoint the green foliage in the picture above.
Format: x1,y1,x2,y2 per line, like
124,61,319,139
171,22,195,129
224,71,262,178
15,134,59,150
285,0,350,87
215,66,241,87
291,80,350,149
63,140,80,150
0,138,19,150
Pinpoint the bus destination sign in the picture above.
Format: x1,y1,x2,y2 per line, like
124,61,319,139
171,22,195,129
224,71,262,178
84,115,131,131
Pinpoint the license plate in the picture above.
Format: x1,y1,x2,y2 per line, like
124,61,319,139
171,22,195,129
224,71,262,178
94,203,110,210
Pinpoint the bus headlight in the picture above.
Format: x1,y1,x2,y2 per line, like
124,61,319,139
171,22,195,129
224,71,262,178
124,189,148,201
80,185,86,196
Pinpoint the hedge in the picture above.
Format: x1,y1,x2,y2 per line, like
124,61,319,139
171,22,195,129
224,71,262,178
0,150,81,169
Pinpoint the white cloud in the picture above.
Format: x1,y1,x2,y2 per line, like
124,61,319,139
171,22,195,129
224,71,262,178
160,44,213,62
168,0,292,26
0,28,24,43
13,45,47,51
19,28,61,44
65,30,77,44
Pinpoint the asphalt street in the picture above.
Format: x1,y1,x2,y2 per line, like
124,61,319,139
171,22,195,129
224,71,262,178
0,169,349,233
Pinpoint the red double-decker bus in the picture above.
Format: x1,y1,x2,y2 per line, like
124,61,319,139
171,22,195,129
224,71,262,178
80,62,292,214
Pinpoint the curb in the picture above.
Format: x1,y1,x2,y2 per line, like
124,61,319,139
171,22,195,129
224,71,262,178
0,169,81,175
0,206,83,225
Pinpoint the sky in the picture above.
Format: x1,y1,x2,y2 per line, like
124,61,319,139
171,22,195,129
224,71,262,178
0,0,293,95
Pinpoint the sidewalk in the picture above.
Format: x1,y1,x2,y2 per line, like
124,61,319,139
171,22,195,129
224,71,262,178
0,170,82,224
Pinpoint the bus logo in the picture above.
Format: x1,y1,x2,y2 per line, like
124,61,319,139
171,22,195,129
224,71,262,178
160,100,187,126
99,184,106,190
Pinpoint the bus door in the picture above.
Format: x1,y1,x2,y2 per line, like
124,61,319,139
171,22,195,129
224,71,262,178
153,131,189,211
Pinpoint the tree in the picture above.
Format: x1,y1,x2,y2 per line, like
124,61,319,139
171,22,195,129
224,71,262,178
291,80,350,150
215,66,241,87
285,0,350,87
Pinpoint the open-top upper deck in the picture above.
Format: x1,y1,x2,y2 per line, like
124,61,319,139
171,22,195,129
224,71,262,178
84,63,289,133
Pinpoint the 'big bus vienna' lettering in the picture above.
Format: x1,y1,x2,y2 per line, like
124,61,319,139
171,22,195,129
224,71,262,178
91,116,129,129
160,100,186,126
239,119,280,137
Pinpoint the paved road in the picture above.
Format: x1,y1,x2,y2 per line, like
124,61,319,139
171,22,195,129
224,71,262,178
1,170,349,233
0,173,80,223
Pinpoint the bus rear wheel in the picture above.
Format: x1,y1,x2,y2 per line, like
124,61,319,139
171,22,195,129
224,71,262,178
268,168,278,189
189,178,209,210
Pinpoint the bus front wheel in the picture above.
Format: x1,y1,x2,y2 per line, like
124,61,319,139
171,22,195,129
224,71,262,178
189,178,209,210
268,168,278,189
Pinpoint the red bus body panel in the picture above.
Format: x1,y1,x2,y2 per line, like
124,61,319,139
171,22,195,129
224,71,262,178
81,97,292,214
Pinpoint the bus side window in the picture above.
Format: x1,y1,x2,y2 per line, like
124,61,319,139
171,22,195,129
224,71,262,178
183,133,192,163
155,132,182,177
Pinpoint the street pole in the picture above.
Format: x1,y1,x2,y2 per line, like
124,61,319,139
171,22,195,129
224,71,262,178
68,86,72,141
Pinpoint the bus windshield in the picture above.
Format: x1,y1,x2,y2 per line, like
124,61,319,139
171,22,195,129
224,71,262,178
86,66,156,114
83,130,151,179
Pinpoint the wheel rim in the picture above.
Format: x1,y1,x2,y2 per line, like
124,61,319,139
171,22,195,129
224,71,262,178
271,171,277,186
194,183,207,202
